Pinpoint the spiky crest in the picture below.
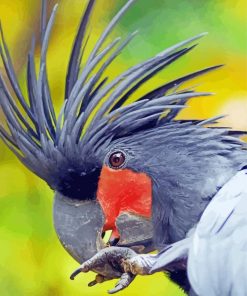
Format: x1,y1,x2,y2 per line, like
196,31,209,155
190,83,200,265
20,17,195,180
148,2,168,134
1,0,241,191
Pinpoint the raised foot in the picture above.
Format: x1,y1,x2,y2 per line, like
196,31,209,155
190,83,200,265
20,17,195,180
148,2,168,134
70,246,138,294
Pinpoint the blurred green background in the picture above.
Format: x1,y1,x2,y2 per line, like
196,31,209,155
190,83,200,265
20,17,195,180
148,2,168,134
0,0,246,295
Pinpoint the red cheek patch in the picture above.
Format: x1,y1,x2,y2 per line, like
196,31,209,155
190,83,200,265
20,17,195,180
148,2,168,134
97,165,152,236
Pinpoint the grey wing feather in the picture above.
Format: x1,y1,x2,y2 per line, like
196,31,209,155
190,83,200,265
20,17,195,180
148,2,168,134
188,168,247,296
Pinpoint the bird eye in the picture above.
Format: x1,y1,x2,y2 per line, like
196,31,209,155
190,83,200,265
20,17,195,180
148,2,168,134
109,151,126,169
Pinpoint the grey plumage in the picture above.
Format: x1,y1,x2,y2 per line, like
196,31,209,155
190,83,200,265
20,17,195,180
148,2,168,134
0,0,232,193
150,168,247,296
107,123,246,248
188,168,247,296
65,0,96,100
1,0,247,294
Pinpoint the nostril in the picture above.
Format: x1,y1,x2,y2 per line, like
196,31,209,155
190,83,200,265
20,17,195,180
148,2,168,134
101,231,105,239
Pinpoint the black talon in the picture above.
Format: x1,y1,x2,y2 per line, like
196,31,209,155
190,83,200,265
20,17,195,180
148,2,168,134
88,280,97,287
70,268,82,280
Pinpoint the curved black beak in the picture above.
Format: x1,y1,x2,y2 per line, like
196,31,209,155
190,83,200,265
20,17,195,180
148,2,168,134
53,192,105,263
53,193,155,265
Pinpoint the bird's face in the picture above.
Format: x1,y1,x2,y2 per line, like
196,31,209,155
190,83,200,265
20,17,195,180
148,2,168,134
53,147,154,263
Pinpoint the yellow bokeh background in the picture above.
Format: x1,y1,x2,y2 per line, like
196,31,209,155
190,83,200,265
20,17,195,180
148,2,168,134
0,0,246,295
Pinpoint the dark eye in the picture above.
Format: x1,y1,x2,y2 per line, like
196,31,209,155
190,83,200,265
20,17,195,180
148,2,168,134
109,151,126,169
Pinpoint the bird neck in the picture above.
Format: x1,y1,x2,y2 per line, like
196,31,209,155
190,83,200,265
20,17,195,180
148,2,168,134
151,182,210,249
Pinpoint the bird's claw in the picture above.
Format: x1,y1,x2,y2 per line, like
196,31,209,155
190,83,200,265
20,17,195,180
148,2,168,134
108,272,135,294
70,260,92,280
70,246,138,293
